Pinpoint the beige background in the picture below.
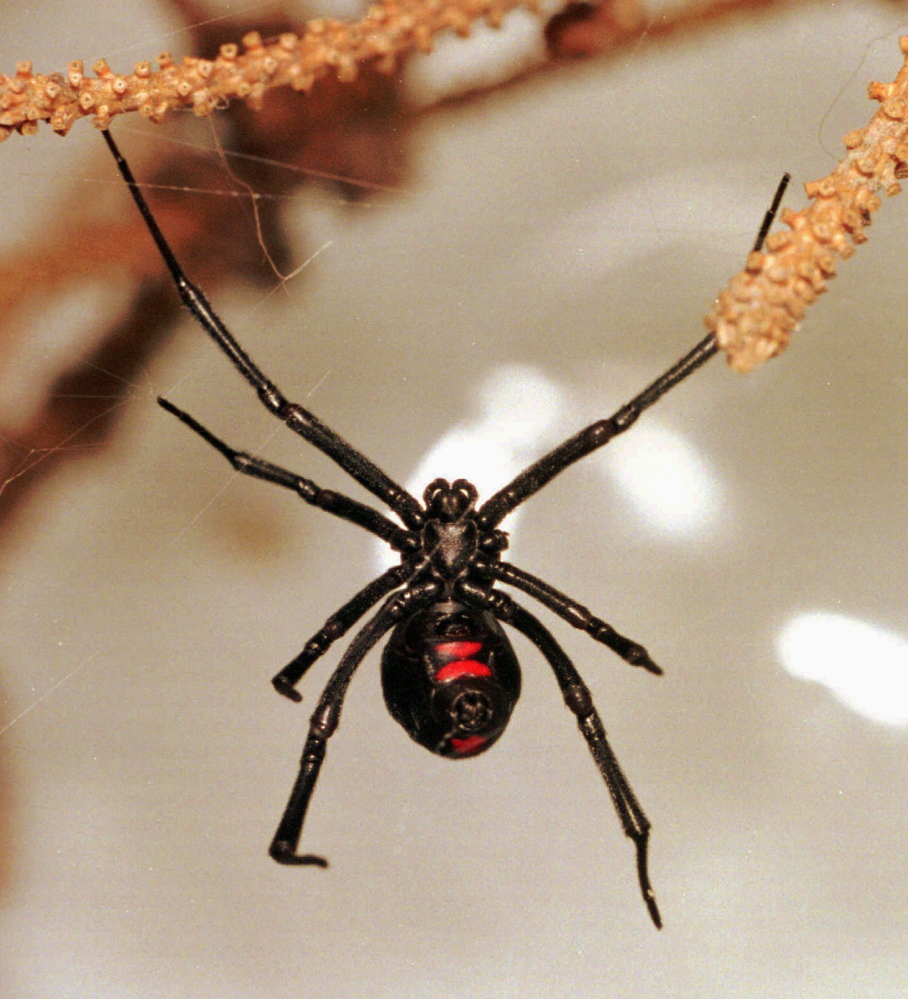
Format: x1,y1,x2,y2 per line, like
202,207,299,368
1,0,907,995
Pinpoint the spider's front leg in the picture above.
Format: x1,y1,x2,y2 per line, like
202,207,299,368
157,398,410,548
475,173,791,531
104,128,425,530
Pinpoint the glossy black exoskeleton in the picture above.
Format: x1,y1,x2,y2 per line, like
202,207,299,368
105,126,790,929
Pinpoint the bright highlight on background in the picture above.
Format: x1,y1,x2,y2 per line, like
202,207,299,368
405,363,564,501
778,612,908,726
373,364,563,569
374,367,722,572
605,422,722,536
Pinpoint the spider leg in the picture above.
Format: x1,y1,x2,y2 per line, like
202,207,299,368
455,579,661,928
483,561,660,674
751,172,792,255
158,397,422,700
476,336,716,529
272,563,412,701
476,172,791,531
158,397,412,549
104,129,423,530
270,581,440,865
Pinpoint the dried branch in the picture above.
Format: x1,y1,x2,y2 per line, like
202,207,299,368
0,0,538,140
706,35,908,371
6,0,904,375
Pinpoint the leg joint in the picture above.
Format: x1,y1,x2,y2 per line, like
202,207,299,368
309,702,340,739
563,682,594,718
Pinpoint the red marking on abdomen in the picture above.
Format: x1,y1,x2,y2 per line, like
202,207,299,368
435,660,492,682
435,640,482,660
450,735,487,756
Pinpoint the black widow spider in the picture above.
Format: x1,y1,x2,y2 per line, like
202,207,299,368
104,128,788,929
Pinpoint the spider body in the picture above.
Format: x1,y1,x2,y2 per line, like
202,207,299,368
366,477,518,757
104,128,789,931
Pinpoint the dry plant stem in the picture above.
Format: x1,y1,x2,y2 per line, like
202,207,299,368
0,0,538,139
4,8,908,375
706,35,908,372
1,0,799,137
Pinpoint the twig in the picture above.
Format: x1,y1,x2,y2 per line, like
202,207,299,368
0,0,538,140
706,35,908,371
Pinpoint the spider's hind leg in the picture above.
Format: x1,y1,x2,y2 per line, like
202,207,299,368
513,599,661,928
270,582,440,864
458,580,662,929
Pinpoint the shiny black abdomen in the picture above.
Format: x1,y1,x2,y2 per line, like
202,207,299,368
381,600,521,758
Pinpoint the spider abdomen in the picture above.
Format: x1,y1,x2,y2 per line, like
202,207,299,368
381,600,521,758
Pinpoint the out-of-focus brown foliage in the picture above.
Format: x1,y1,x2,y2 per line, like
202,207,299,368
545,0,645,56
545,0,786,57
0,2,411,539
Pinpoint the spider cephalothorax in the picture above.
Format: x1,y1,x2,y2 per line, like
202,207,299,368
418,477,490,582
105,127,789,930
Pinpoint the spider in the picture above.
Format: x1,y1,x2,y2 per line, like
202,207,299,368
104,128,788,929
